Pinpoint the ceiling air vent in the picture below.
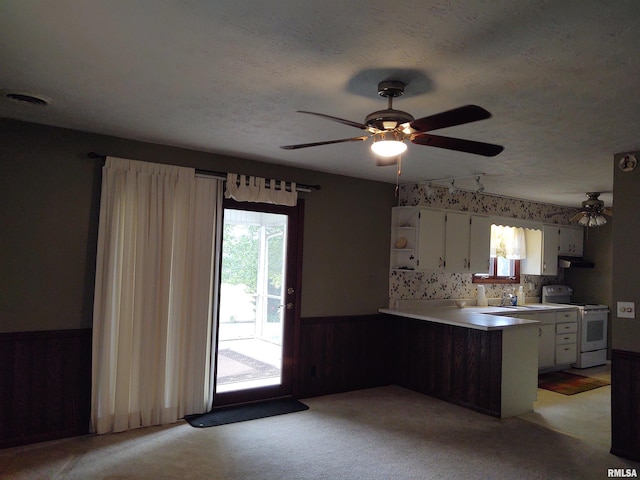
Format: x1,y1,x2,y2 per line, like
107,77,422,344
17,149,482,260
4,92,51,106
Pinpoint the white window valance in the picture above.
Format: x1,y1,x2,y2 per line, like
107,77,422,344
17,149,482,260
224,173,297,206
490,225,527,260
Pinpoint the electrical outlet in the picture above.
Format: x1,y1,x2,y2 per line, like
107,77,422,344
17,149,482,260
617,301,636,319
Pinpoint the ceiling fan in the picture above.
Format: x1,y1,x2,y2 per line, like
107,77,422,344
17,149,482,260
570,192,613,227
280,80,504,165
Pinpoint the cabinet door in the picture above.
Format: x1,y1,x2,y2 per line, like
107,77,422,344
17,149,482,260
469,215,491,273
417,208,446,271
522,226,559,275
559,227,584,257
571,228,584,256
444,211,470,272
556,344,577,364
541,225,559,275
539,324,556,369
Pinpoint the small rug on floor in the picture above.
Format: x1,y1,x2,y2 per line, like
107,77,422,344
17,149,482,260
184,398,309,428
538,371,610,395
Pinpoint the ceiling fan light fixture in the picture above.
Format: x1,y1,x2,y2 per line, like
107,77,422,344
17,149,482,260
370,131,407,158
595,214,607,226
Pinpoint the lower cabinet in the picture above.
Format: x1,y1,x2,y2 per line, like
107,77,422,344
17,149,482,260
538,324,556,369
555,312,578,365
517,310,578,372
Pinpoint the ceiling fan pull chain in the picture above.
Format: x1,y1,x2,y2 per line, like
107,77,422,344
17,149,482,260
394,156,403,197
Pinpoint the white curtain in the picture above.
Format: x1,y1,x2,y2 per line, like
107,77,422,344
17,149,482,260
91,157,221,434
490,225,527,259
224,173,297,206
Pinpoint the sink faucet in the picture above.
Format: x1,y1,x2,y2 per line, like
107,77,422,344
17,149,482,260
501,288,515,306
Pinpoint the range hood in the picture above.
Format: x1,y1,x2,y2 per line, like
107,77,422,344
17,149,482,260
558,255,595,268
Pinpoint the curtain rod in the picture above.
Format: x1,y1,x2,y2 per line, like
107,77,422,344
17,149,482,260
86,152,321,192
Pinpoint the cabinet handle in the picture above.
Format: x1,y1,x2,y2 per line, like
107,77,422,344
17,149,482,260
539,328,542,337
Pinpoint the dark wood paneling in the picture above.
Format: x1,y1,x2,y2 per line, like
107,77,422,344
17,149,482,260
298,313,502,416
296,314,393,398
393,317,502,417
0,329,92,449
611,349,640,461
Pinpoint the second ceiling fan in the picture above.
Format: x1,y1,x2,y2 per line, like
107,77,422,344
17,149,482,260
280,80,504,165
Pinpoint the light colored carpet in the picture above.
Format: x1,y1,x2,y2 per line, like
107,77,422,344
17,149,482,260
1,385,638,479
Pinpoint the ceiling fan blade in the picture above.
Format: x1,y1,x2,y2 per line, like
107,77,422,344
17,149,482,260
297,111,368,130
280,136,369,150
409,105,492,133
411,133,504,157
569,211,587,223
603,207,613,217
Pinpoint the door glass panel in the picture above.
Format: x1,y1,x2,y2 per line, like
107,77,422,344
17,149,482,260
216,209,287,393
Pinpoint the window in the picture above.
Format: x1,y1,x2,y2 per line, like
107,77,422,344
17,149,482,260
474,257,521,284
473,225,525,284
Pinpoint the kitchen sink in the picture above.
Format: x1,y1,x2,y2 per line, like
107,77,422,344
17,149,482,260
496,305,539,310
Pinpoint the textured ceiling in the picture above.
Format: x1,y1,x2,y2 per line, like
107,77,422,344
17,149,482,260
2,1,639,208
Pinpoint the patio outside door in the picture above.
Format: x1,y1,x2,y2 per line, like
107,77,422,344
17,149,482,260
213,199,302,407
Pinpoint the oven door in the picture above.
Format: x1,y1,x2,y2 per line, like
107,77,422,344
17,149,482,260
581,309,608,351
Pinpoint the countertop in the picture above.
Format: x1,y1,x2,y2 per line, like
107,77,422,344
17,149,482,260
378,303,577,331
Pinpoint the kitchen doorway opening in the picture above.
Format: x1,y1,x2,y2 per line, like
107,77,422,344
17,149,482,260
213,200,302,407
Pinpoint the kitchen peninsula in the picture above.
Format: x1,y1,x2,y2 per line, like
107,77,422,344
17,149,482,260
380,303,553,418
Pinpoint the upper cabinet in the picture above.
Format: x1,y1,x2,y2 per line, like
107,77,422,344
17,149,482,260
444,211,470,272
390,207,580,275
418,208,447,271
390,207,445,271
390,207,490,273
521,225,559,276
558,226,584,257
444,211,491,273
469,215,492,273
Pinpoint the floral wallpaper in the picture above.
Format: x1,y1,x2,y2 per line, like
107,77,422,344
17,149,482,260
388,183,578,305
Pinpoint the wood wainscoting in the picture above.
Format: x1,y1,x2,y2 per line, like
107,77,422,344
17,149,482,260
394,317,502,417
0,329,92,449
296,314,394,398
611,349,640,461
295,313,502,417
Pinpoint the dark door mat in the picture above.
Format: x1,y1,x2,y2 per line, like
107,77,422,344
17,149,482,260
184,398,309,428
538,371,610,395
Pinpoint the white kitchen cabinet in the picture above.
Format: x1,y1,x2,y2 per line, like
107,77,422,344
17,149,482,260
443,211,492,273
521,225,558,276
418,208,446,271
390,207,445,271
520,309,578,371
558,226,584,257
539,325,557,369
554,310,578,366
518,311,556,370
469,215,492,273
444,211,470,272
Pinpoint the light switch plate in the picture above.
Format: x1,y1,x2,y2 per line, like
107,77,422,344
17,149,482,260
617,301,636,319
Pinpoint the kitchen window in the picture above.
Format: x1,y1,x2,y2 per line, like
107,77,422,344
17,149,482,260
474,258,521,284
473,225,525,284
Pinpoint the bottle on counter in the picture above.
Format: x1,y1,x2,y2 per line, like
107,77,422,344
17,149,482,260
517,285,525,305
477,285,488,307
